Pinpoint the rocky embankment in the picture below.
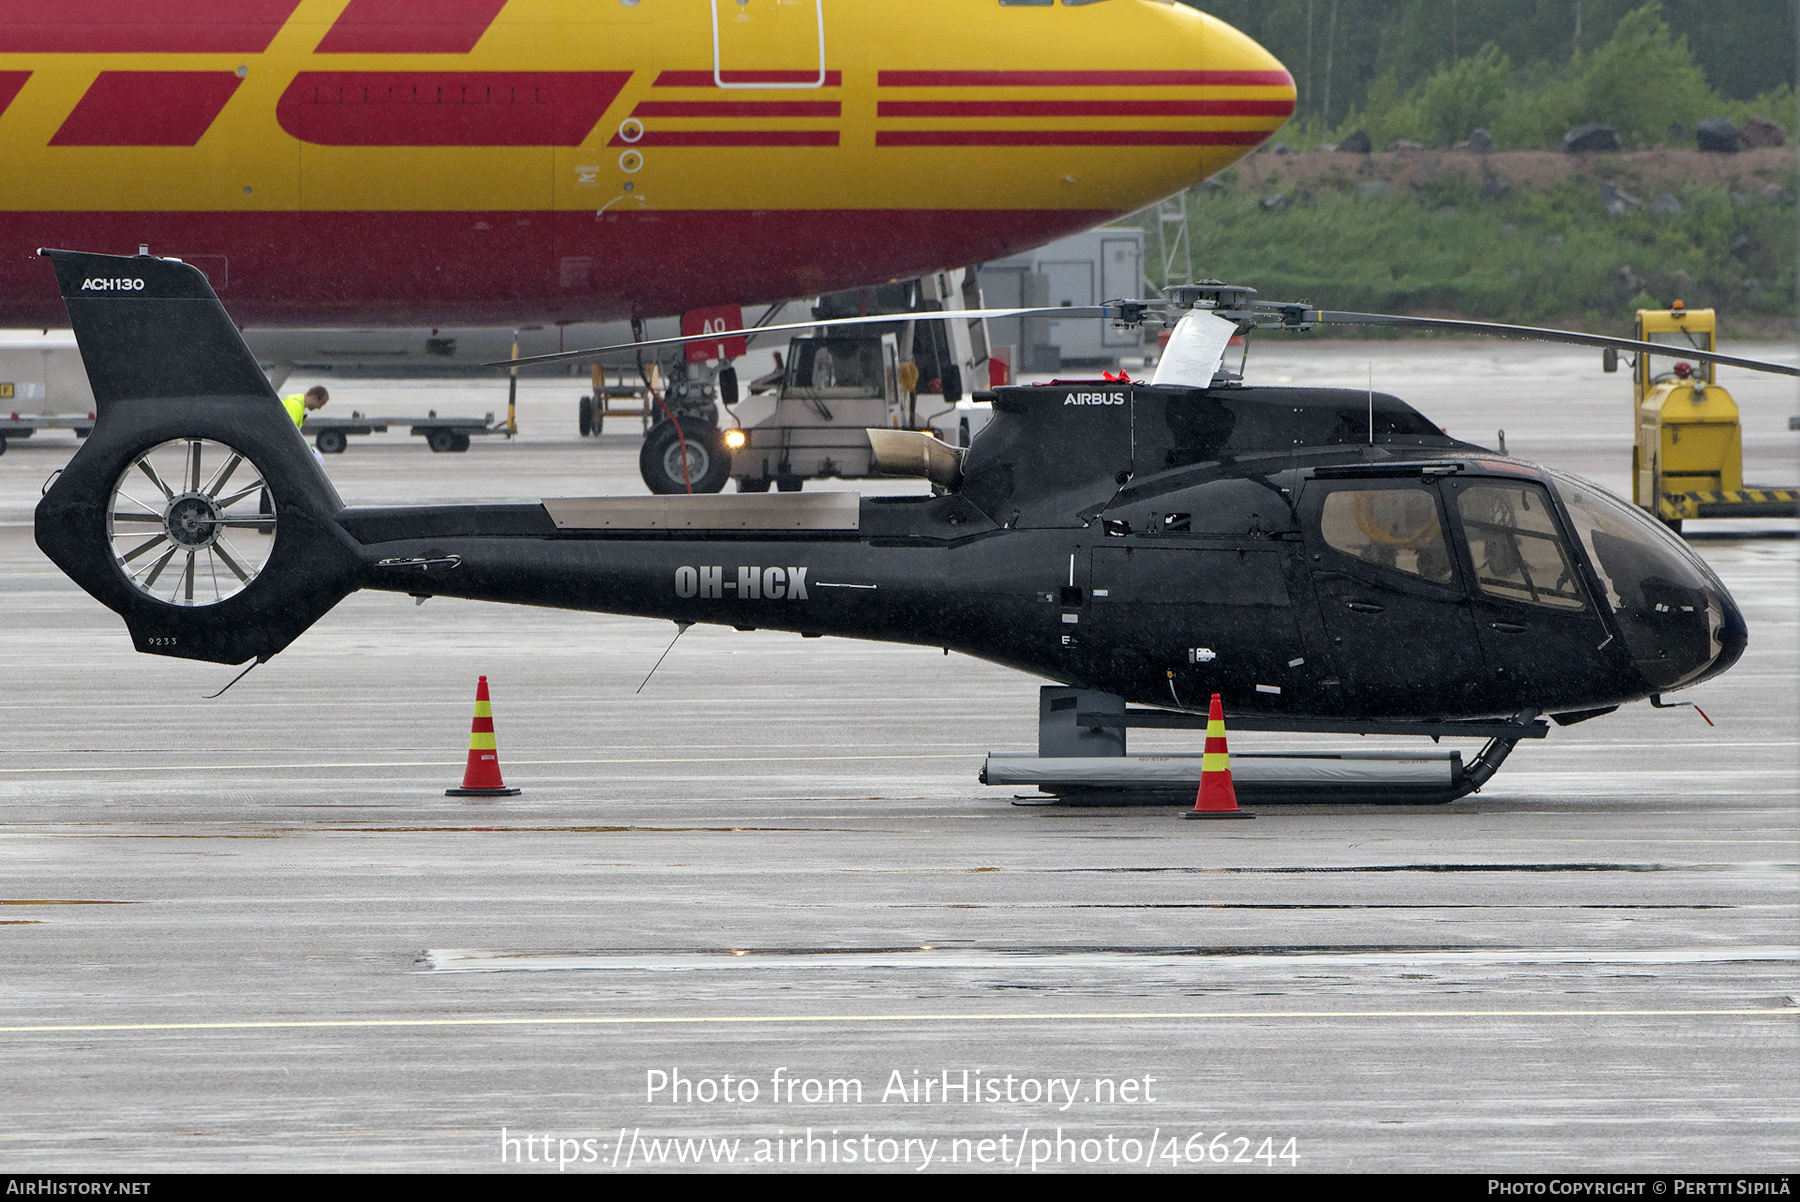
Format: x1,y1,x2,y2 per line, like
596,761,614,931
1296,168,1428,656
1223,146,1797,202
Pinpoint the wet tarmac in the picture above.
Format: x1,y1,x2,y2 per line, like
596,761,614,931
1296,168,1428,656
0,343,1794,1173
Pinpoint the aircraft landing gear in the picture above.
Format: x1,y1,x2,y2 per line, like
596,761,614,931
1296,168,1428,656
640,420,730,494
981,688,1545,806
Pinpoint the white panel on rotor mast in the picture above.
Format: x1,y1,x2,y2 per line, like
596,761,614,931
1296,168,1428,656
1150,310,1237,389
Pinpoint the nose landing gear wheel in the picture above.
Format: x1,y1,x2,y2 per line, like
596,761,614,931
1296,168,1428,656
639,420,731,494
108,438,277,607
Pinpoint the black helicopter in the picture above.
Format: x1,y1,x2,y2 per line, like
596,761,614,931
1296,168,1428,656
32,249,1790,804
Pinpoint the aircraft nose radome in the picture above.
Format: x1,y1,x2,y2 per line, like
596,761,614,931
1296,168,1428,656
1175,7,1296,180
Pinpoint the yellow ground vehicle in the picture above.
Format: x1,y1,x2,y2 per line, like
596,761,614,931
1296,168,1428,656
1609,302,1800,531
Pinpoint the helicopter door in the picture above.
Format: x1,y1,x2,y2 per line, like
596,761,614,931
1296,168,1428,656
1301,478,1487,714
1088,545,1305,704
1442,477,1610,708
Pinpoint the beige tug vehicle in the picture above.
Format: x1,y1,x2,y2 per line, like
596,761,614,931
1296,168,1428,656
1606,300,1800,531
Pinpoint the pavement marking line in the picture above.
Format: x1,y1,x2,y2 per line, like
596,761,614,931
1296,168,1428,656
0,753,980,775
0,1009,1795,1035
1486,839,1800,845
5,740,1797,756
1519,737,1800,744
421,946,1800,973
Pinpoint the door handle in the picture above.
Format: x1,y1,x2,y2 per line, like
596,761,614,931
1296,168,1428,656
1489,621,1527,634
1345,601,1385,614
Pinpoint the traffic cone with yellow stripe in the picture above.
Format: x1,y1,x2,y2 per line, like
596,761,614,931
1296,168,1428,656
1183,693,1252,819
446,675,521,797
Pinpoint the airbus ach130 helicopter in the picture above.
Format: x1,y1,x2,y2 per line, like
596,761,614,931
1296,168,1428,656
34,249,1795,806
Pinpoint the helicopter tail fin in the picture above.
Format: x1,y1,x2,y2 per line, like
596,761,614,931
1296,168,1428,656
33,249,362,666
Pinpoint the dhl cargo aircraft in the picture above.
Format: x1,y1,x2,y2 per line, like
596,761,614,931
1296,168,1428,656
0,0,1293,329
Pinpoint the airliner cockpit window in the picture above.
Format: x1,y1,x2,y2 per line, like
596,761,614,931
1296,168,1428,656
1456,483,1586,610
1320,487,1454,583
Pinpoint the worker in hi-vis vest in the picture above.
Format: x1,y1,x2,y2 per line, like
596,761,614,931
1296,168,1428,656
283,385,329,428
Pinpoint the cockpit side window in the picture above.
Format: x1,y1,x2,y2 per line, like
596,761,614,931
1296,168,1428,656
1456,483,1586,610
1319,486,1454,584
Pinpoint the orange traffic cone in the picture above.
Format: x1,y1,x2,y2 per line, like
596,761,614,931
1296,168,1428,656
1183,693,1253,820
446,676,521,797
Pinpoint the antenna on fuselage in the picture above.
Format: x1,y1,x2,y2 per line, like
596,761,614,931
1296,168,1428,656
636,621,693,694
1368,362,1375,445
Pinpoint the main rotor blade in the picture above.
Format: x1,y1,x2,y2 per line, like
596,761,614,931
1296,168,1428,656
484,305,1119,369
1315,311,1800,378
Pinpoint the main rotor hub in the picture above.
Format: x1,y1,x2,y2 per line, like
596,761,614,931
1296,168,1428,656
1165,281,1258,312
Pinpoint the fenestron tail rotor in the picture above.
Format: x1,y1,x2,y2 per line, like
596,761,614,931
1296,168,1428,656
108,438,277,608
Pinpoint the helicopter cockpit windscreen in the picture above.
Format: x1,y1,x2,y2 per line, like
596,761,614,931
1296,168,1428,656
1548,472,1733,687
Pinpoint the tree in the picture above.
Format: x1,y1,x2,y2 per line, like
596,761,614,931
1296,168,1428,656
1493,3,1720,148
1178,0,1795,126
1418,43,1510,145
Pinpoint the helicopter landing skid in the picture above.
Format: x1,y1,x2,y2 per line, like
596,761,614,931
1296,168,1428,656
980,687,1544,806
